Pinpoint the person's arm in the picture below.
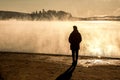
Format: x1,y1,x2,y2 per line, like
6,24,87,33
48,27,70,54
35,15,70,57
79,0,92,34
69,34,71,43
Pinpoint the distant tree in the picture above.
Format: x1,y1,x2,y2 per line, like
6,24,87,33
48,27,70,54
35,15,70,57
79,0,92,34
56,11,72,20
0,10,73,21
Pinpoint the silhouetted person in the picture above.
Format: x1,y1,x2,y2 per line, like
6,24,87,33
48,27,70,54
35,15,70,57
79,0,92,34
69,26,82,65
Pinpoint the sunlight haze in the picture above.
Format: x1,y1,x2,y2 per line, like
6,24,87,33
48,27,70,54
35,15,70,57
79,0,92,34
0,0,120,17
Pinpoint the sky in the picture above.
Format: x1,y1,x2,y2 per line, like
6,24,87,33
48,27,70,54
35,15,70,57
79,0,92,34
0,0,120,17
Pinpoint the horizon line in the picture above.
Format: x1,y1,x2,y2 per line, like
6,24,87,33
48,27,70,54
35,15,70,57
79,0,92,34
0,51,120,60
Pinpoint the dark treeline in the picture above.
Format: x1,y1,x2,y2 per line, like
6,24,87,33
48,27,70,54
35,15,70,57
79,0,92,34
0,9,78,21
0,9,120,21
0,11,30,20
31,9,73,20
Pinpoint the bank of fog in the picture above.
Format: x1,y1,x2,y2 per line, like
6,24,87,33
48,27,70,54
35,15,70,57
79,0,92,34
0,21,120,57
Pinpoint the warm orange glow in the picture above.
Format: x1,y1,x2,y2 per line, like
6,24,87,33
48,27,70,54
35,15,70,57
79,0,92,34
0,20,120,58
0,0,120,17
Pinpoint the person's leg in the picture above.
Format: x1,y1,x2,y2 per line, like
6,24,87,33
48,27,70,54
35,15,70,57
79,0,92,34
75,50,79,64
72,50,75,64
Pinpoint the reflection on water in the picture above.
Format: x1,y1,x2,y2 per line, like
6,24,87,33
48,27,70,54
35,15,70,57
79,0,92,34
46,56,120,67
0,21,120,58
78,59,120,67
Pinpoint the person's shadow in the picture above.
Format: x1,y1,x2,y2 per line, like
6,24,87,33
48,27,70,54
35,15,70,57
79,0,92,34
0,74,4,80
56,62,77,80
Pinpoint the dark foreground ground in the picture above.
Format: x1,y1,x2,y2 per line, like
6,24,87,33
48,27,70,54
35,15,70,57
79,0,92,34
0,52,120,80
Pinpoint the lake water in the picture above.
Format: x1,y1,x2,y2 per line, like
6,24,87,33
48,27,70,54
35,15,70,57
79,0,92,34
0,20,120,58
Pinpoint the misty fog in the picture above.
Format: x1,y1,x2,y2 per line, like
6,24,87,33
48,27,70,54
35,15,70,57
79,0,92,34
0,20,120,58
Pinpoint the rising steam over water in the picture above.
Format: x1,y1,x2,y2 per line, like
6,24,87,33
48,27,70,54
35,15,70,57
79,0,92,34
0,20,120,58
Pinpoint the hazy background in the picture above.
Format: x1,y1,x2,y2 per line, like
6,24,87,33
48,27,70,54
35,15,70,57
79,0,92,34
0,21,120,58
0,0,120,17
0,0,120,58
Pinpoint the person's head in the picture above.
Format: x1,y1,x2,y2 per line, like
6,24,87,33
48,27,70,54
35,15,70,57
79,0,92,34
73,25,77,31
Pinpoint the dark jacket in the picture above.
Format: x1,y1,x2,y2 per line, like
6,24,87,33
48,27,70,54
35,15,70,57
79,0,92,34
69,30,82,50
